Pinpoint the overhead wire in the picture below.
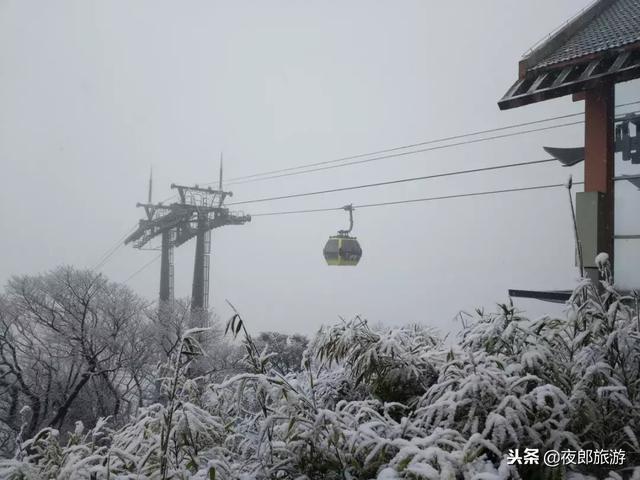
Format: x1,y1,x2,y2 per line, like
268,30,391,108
90,225,159,290
214,100,640,186
242,174,640,217
222,121,585,186
92,244,122,271
219,115,587,183
91,223,139,271
250,181,586,217
153,101,640,204
227,157,558,206
123,254,161,283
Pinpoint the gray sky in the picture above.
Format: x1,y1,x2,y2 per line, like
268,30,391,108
1,1,639,335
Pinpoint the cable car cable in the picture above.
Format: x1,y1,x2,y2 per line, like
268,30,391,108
214,100,640,186
123,254,161,283
250,181,587,217
249,175,638,217
227,157,559,206
222,116,584,182
91,223,139,271
224,121,584,186
221,100,640,183
142,101,640,212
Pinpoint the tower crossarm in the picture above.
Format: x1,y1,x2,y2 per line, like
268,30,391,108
170,183,233,208
211,210,252,228
124,203,192,249
171,208,251,247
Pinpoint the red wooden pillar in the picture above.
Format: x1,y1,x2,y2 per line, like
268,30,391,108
583,83,615,278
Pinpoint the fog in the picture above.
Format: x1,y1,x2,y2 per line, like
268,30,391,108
1,0,638,335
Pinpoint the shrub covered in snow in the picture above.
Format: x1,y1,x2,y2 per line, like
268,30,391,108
2,262,639,479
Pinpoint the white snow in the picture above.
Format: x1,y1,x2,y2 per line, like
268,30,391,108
595,252,610,267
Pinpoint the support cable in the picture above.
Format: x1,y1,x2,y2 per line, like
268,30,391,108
224,121,584,186
216,100,640,186
249,175,639,217
228,157,558,206
156,101,639,202
250,181,586,217
123,254,161,283
91,224,139,271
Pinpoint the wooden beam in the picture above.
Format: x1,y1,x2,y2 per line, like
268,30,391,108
498,49,640,110
585,85,614,192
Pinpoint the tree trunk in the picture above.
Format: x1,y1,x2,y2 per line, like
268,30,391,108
48,370,92,428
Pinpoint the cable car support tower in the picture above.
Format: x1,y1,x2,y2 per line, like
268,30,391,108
124,163,251,315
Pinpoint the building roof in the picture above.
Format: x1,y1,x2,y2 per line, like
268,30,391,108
533,0,640,70
499,0,640,110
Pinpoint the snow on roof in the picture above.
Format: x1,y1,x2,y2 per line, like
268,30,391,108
529,0,640,71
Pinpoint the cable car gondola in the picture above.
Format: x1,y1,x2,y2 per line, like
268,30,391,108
323,204,362,266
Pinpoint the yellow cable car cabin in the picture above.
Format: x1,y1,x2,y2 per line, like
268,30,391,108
323,235,362,266
323,204,362,266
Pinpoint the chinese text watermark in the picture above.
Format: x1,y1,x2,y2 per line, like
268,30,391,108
506,448,626,467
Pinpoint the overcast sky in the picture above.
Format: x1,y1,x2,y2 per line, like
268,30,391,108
1,1,639,335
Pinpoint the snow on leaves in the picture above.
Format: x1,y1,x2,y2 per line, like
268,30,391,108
2,276,640,479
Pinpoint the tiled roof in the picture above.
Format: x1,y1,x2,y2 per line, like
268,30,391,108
532,0,640,70
499,0,640,110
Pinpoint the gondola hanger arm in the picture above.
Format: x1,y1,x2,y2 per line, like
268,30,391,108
338,204,354,235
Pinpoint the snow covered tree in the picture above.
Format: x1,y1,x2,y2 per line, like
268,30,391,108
0,267,149,450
